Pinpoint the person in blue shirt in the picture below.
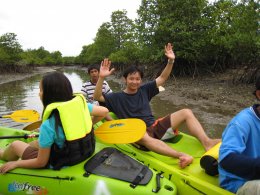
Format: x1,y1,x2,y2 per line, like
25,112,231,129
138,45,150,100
0,72,108,173
94,43,220,169
219,76,260,194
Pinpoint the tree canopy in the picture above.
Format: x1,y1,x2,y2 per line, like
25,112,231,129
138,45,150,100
0,0,259,81
78,0,259,81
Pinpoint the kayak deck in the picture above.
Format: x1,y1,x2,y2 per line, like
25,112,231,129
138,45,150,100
0,126,177,195
105,133,234,195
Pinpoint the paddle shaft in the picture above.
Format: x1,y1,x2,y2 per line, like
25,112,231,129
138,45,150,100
0,134,39,139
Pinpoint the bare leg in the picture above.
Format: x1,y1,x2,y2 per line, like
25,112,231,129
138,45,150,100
170,109,220,151
0,141,29,161
92,114,113,124
29,140,39,148
137,133,193,168
92,116,104,124
104,114,113,121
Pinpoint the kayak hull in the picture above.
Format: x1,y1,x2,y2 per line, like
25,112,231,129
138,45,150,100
103,133,234,195
0,126,177,195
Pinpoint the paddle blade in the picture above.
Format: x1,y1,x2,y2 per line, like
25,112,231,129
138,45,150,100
95,119,146,144
23,120,42,131
1,110,40,123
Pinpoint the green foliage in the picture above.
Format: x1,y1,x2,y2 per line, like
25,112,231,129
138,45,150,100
77,23,117,65
111,10,136,49
109,42,141,64
0,33,23,70
196,0,260,73
136,0,159,46
0,32,65,71
51,51,63,65
22,47,63,66
130,0,259,76
0,47,10,68
77,11,137,66
63,56,76,65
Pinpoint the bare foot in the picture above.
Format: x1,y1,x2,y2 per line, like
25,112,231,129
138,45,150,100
205,139,221,151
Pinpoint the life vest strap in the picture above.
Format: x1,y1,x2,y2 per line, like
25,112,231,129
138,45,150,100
50,129,95,170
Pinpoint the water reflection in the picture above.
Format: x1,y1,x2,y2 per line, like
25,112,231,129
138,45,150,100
0,68,89,128
62,67,88,93
0,76,41,113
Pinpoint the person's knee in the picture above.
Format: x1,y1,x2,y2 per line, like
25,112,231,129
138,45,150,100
137,133,151,145
9,140,24,151
2,141,23,161
178,108,194,118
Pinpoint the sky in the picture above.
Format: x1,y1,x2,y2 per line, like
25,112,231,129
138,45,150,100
0,0,141,56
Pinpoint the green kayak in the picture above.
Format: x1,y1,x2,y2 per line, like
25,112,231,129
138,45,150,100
0,126,177,195
102,132,234,195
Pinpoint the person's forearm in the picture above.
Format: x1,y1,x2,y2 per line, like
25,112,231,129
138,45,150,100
161,60,174,80
220,153,260,180
156,60,174,86
93,77,105,101
16,158,47,169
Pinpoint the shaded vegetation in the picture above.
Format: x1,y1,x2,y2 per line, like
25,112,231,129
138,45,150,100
0,0,259,83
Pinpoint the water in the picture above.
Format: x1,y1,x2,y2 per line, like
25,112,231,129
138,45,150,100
0,68,87,114
0,66,225,137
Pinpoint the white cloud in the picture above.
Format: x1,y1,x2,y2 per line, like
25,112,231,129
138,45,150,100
0,0,141,56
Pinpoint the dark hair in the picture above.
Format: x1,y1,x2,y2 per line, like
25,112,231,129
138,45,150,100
87,64,100,74
41,72,73,133
122,66,144,79
41,72,73,109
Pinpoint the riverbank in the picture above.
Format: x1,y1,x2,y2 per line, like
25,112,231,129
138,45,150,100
157,72,256,137
0,66,58,85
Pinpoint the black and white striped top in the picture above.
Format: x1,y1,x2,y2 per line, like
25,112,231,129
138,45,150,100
81,80,112,105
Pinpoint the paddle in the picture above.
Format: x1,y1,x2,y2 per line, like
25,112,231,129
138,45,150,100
0,110,40,123
0,134,39,139
95,119,146,144
5,119,146,144
23,120,42,131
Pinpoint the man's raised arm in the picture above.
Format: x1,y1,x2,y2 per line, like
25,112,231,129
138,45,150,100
93,58,114,102
156,43,175,87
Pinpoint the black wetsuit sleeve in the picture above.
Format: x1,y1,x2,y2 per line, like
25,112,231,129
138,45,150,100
220,153,260,180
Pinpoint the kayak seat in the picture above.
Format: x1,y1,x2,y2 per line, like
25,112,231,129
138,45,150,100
84,147,153,187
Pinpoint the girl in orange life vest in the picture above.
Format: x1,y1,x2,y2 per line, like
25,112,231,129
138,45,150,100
0,72,108,173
